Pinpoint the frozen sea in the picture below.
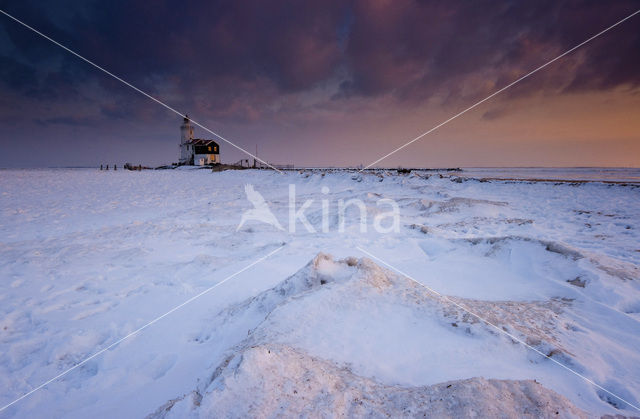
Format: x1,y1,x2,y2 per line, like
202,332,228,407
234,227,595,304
0,167,639,417
458,167,640,183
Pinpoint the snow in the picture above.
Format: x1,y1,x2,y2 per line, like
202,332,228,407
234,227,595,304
0,167,639,417
152,345,587,418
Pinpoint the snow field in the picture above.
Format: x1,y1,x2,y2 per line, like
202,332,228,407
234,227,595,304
0,168,638,417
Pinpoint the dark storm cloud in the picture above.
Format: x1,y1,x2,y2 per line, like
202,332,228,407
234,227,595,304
1,0,639,123
67,0,349,95
339,0,640,102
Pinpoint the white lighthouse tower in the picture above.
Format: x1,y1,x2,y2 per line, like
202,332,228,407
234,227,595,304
179,115,194,164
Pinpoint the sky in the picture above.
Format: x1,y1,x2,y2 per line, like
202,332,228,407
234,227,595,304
0,0,639,168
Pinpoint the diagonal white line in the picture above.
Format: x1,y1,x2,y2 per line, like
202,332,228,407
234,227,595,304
0,9,283,174
0,244,285,413
356,246,640,412
360,9,640,171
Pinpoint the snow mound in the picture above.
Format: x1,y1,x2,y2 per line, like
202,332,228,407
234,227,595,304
151,253,599,417
208,253,357,326
212,252,570,359
150,344,586,419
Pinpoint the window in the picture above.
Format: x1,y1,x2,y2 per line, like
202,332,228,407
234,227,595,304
208,146,212,152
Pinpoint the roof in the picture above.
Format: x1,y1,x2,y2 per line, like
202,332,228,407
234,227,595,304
187,138,220,155
186,138,219,146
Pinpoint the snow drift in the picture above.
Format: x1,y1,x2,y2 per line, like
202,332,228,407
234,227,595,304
151,344,586,418
149,253,590,418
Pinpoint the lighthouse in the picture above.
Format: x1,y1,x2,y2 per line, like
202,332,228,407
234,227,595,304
178,115,220,166
179,115,194,164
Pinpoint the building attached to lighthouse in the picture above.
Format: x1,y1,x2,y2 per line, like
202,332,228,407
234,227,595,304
179,116,220,166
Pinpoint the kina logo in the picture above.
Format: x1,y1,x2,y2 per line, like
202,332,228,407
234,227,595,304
237,184,284,231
